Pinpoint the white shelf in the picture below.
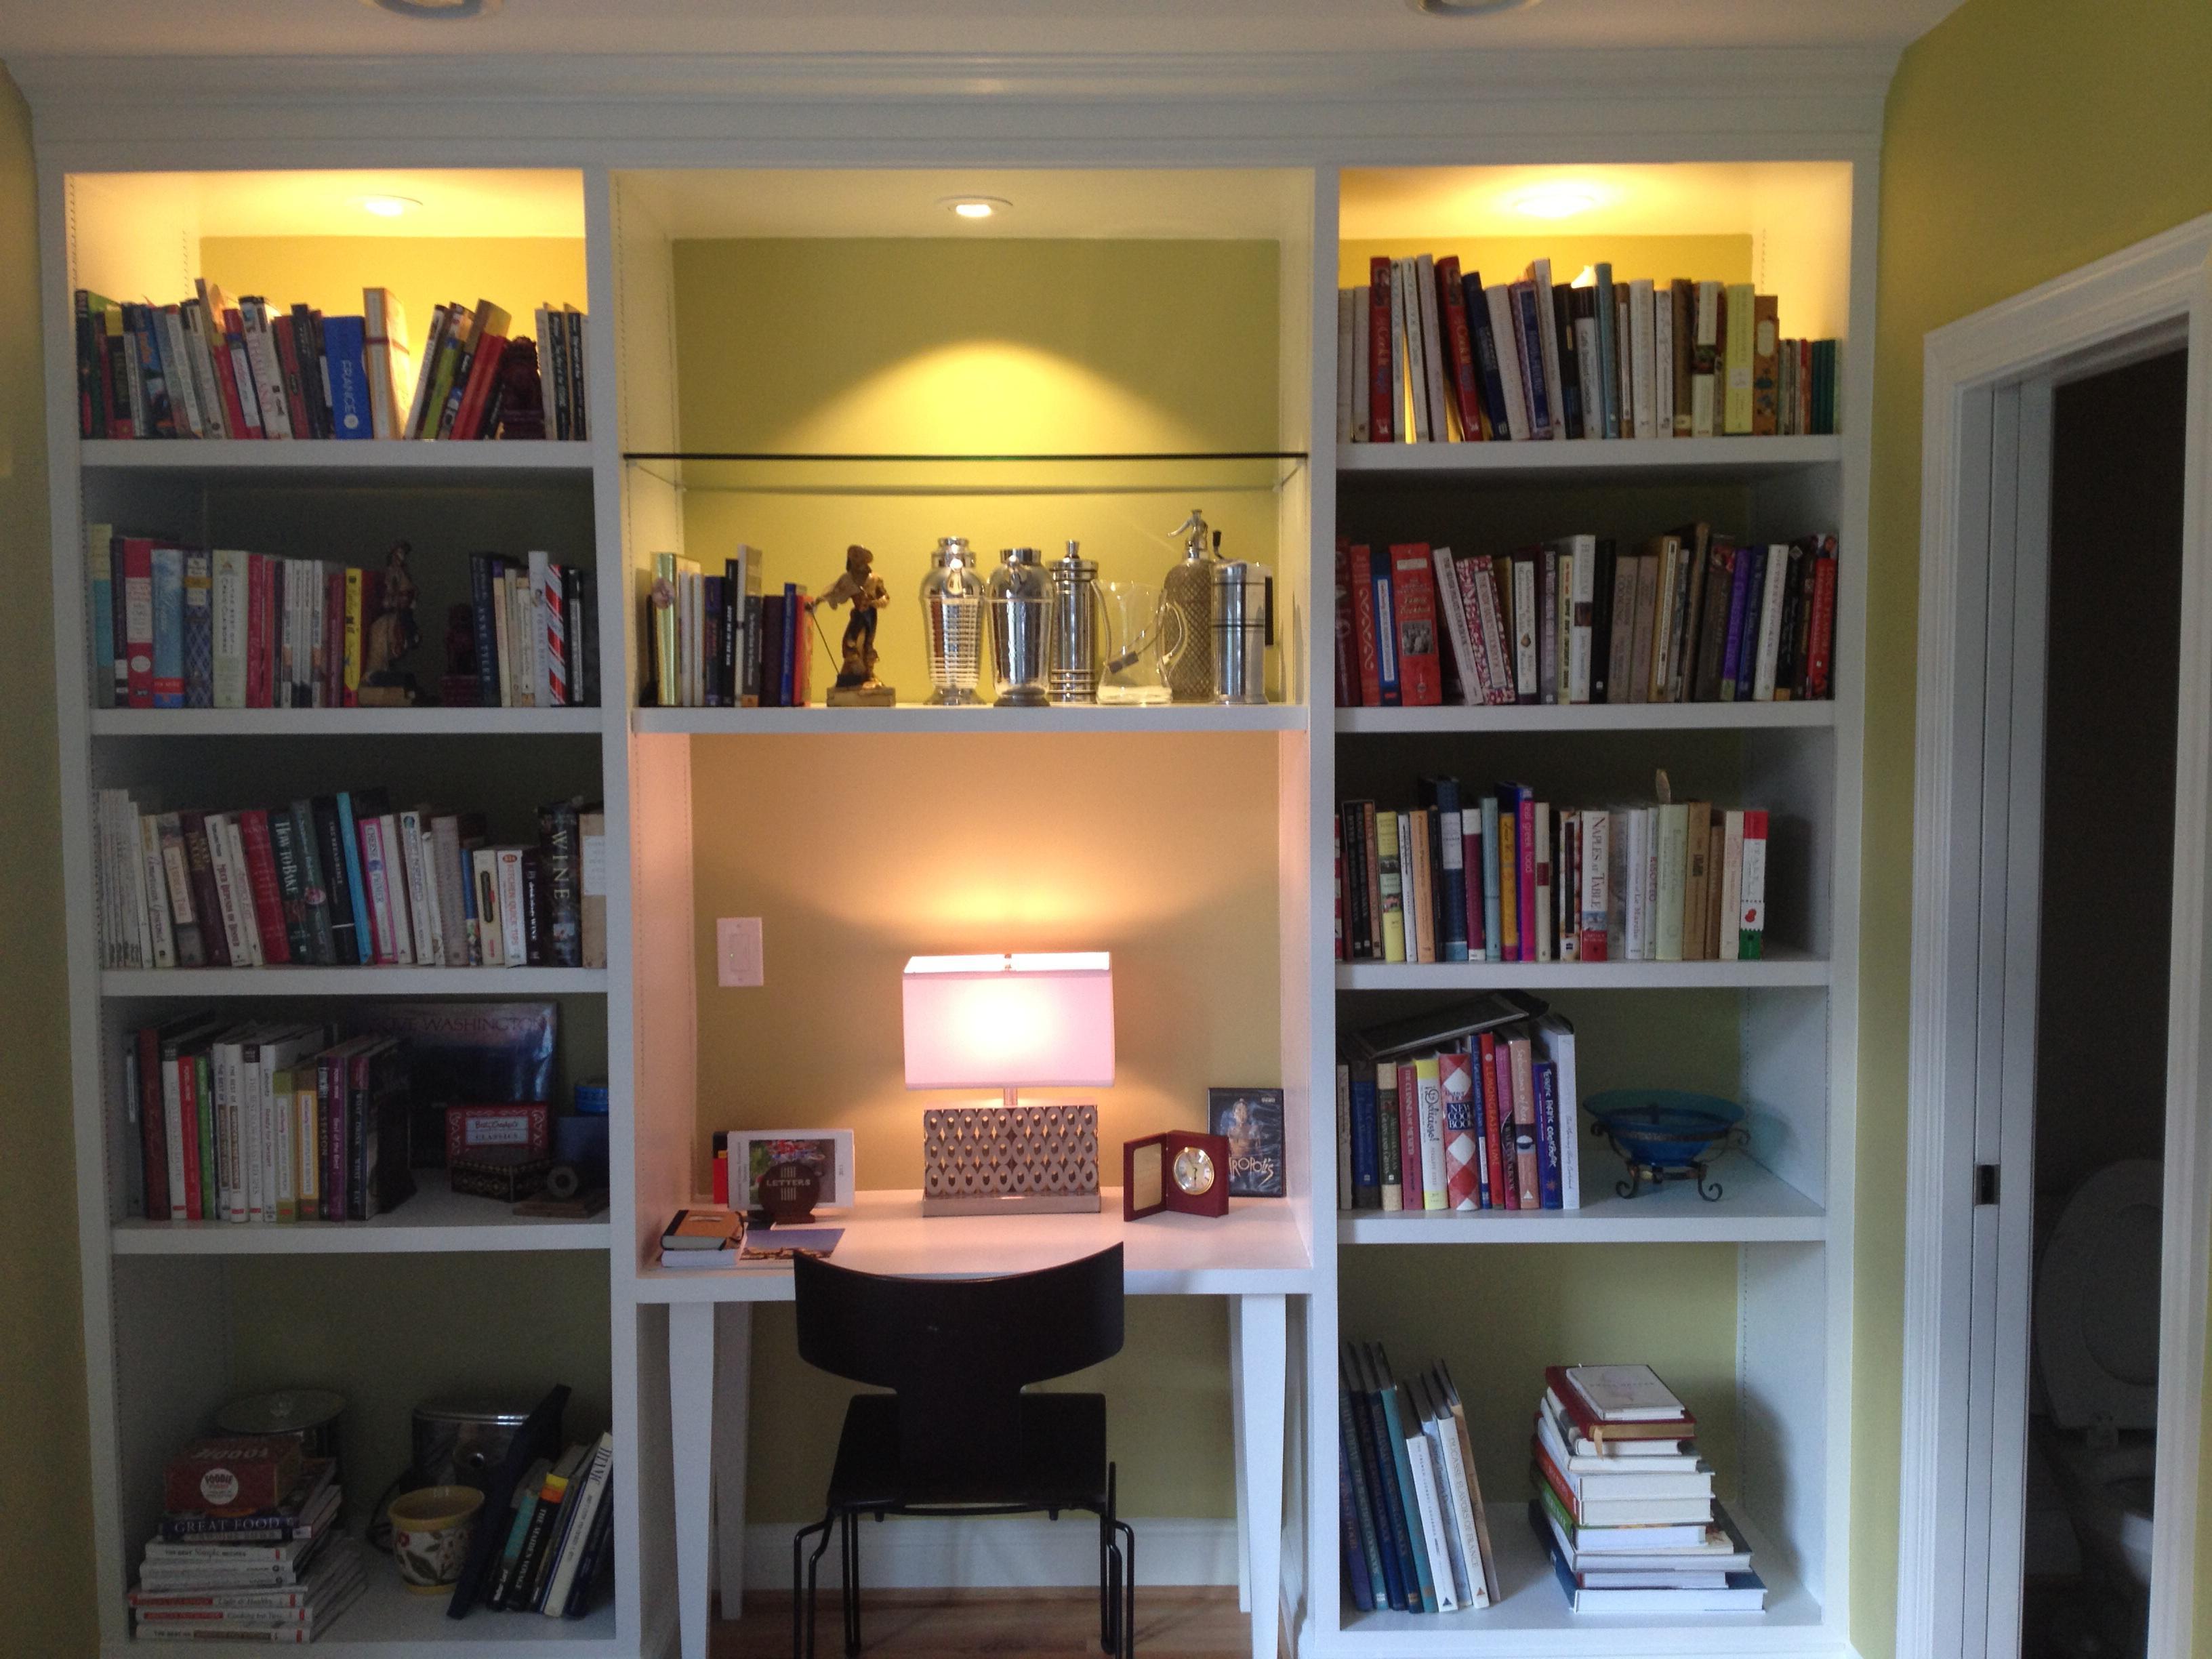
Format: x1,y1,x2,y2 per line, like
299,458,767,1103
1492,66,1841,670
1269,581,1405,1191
1329,1502,1830,1655
91,708,605,738
1337,702,1835,735
1335,434,1842,485
107,1570,621,1658
112,1172,610,1255
1336,950,1828,991
634,703,1308,735
1338,1156,1823,1244
100,967,607,998
81,438,596,480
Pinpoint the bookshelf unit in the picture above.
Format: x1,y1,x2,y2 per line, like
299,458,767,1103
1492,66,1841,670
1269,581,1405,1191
28,61,1882,1659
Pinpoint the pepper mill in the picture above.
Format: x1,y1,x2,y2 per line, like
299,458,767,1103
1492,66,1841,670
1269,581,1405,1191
1161,508,1216,704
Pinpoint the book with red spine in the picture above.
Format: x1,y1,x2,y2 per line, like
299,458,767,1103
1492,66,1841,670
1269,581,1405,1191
1435,255,1485,441
1334,538,1359,708
1517,792,1539,962
1805,540,1838,699
1477,1031,1511,1210
1349,544,1383,707
245,554,272,709
1509,1031,1541,1208
1368,257,1395,443
1395,1059,1423,1204
119,536,156,708
220,308,263,438
270,314,314,441
237,810,293,965
173,1050,204,1222
1389,544,1445,707
137,1023,170,1220
1439,1050,1480,1210
452,332,508,440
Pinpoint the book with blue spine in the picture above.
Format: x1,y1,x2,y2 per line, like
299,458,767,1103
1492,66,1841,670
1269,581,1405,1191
1370,562,1401,707
1348,1071,1380,1208
1534,1059,1563,1209
333,793,374,963
321,315,373,439
1593,264,1620,438
1371,1346,1437,1613
150,544,185,706
1336,1361,1394,1610
1347,1345,1414,1610
182,549,214,708
1480,794,1504,963
1511,282,1552,440
1429,777,1469,961
1460,272,1511,438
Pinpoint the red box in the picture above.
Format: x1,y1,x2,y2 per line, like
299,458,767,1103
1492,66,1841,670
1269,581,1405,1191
443,1102,550,1164
165,1438,301,1517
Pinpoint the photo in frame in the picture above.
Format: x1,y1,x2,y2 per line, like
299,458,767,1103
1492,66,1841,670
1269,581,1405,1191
720,1129,855,1212
1207,1087,1286,1198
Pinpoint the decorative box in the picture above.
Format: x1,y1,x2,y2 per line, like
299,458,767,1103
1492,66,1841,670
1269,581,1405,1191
165,1437,302,1516
443,1101,551,1166
448,1149,551,1203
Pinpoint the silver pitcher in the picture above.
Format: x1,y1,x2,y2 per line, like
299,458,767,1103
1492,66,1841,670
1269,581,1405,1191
1211,558,1273,705
1048,541,1103,705
988,546,1051,707
919,535,985,705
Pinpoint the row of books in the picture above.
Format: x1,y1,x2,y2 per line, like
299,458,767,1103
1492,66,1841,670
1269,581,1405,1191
89,530,600,711
133,1451,362,1644
96,787,607,972
1338,1343,1499,1614
75,281,589,442
477,1432,617,1618
1336,1000,1580,1213
1338,784,1770,965
1335,255,1840,444
649,549,817,709
1335,529,1837,710
125,1016,413,1225
1530,1364,1765,1613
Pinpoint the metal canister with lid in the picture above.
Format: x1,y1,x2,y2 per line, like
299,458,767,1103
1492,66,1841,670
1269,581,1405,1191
1210,558,1273,705
987,546,1051,707
1047,541,1102,704
919,535,986,705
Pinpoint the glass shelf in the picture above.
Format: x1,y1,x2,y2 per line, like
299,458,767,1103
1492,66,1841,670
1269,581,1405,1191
622,450,1307,497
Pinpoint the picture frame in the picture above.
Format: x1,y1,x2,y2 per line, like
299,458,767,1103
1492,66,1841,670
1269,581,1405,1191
1207,1086,1286,1198
718,1128,855,1212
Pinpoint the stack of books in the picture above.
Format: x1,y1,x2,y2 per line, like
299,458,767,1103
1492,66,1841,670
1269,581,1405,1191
1336,531,1837,710
657,1206,742,1268
1338,1343,1498,1615
478,1431,617,1616
133,1448,363,1643
1335,256,1839,443
1530,1364,1766,1613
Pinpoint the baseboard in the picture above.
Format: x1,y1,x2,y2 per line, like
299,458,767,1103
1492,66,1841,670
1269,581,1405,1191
741,1515,1238,1591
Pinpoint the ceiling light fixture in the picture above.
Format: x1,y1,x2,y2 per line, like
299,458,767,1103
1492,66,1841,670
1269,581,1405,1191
940,196,1012,222
1510,183,1603,220
362,0,499,19
1408,0,1542,15
357,195,424,219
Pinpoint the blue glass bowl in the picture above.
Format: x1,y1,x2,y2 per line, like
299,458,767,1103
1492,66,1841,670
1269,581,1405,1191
1584,1090,1746,1171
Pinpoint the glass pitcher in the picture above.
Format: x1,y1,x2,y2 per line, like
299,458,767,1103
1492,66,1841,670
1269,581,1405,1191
1096,582,1186,706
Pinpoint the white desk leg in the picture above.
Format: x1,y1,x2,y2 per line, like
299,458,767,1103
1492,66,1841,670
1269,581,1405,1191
670,1303,716,1659
712,1303,753,1620
1235,1293,1287,1659
1227,1298,1251,1613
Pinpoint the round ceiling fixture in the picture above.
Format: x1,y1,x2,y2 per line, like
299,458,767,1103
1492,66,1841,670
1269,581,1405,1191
1408,0,1542,15
361,0,501,19
939,197,1012,222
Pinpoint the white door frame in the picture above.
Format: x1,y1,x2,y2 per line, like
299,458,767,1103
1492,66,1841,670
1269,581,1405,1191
1898,214,2212,1659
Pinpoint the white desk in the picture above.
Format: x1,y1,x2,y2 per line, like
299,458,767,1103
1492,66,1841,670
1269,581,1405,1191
636,1189,1313,1659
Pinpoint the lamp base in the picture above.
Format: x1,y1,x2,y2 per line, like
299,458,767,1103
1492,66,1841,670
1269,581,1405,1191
921,1103,1101,1218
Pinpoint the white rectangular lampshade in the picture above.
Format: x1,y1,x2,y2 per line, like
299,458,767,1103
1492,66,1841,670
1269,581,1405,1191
901,952,1115,1090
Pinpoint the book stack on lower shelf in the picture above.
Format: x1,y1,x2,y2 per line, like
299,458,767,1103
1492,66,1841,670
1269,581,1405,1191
132,1445,362,1645
1531,1364,1766,1614
1339,1343,1500,1617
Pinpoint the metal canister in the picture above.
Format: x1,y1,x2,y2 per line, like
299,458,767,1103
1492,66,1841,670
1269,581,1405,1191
919,535,985,705
1161,508,1216,704
1210,559,1273,705
216,1390,346,1467
410,1398,533,1494
1047,541,1102,704
987,547,1051,707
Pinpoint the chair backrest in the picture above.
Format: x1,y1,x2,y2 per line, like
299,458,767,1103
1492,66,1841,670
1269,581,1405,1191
792,1245,1126,1498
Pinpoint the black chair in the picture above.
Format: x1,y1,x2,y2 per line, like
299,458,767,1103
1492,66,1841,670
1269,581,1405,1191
789,1244,1134,1658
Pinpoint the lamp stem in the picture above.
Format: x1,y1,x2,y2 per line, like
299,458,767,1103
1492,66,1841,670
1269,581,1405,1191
1002,1085,1020,1111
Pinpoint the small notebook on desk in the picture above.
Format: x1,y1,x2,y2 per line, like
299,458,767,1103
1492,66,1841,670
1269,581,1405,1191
736,1227,842,1263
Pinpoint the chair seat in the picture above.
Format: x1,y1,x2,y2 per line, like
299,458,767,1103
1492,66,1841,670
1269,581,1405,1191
827,1390,1109,1512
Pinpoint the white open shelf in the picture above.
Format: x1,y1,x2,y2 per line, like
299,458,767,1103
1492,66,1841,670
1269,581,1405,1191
91,708,607,738
1336,434,1841,484
1338,702,1835,735
81,437,596,476
633,703,1308,735
100,967,609,998
1336,950,1830,991
1340,1155,1824,1245
111,1172,611,1254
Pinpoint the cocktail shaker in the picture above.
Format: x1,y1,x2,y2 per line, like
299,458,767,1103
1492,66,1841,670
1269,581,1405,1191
1161,508,1216,704
919,535,985,705
1048,541,1102,704
987,546,1051,707
1211,559,1273,705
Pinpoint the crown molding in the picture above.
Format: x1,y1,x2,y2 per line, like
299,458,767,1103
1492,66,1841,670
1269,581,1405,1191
14,47,1896,162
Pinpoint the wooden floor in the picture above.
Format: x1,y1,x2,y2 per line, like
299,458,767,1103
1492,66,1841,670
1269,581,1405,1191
711,1589,1253,1658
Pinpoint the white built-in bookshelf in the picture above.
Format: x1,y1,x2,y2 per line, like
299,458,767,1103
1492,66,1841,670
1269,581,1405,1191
34,77,1875,1659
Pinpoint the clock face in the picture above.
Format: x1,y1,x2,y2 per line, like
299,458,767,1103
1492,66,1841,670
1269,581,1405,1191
1172,1145,1216,1197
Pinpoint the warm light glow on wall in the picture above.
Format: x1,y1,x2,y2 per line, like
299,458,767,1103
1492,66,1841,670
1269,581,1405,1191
902,953,1115,1090
1509,182,1604,220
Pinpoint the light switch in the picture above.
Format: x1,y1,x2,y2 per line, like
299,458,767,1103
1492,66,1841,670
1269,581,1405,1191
717,917,764,987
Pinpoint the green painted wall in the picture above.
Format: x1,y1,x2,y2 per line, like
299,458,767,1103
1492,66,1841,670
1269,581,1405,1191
0,62,99,1658
1862,1,2212,1654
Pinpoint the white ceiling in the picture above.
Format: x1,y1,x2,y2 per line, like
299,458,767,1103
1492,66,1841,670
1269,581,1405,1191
0,0,1963,59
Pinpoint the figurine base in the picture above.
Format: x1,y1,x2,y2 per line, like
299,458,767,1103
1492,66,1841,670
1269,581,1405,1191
827,683,897,708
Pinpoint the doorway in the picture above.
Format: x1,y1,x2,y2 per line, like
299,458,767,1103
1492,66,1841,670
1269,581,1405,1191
1896,217,2212,1659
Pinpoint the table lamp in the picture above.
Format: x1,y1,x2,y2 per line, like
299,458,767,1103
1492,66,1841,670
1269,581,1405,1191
903,951,1113,1216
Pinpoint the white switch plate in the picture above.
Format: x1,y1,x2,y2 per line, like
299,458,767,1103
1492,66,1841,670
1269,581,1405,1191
717,917,764,987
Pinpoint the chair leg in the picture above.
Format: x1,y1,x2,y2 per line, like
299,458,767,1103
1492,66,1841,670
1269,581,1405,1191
1116,1519,1136,1659
794,1515,835,1659
841,1511,863,1657
1099,1511,1114,1654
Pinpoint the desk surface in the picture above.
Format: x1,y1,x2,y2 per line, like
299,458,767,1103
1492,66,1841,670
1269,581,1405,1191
633,1187,1314,1302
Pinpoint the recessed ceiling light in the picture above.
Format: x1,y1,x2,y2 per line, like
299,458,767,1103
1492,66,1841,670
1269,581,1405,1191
939,197,1012,222
1510,183,1602,220
1408,0,1542,15
356,195,424,219
361,0,499,18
